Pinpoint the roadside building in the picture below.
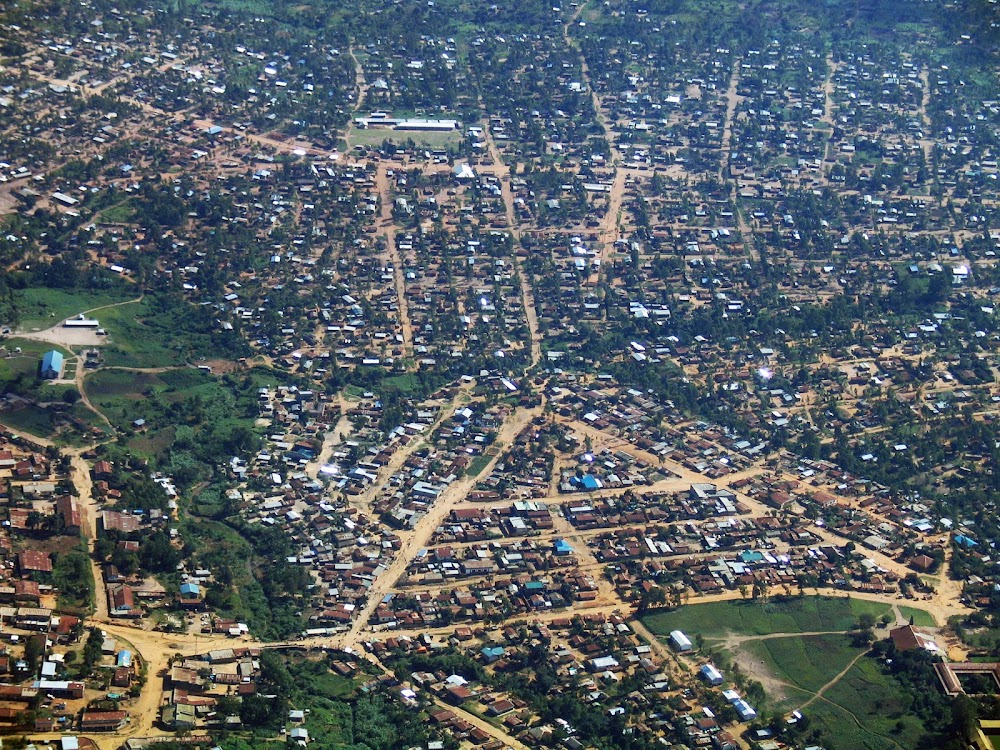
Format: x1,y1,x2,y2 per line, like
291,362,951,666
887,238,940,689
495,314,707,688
669,630,693,651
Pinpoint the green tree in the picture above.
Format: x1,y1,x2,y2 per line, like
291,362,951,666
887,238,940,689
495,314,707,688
83,627,103,670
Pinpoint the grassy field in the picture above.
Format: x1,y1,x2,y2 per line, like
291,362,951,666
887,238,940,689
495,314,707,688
643,596,894,639
96,294,247,368
0,338,73,387
16,288,135,332
85,365,272,463
346,125,462,150
383,372,427,395
743,633,862,695
466,453,493,478
645,597,935,750
812,656,926,750
86,367,218,430
97,200,136,224
85,368,168,407
84,367,206,453
3,337,72,359
899,605,936,627
0,404,56,438
97,300,192,368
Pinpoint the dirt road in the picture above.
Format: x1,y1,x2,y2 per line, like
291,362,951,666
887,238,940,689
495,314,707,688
72,449,110,621
348,386,470,517
342,43,370,151
338,401,544,648
375,164,414,359
483,128,542,367
304,394,353,480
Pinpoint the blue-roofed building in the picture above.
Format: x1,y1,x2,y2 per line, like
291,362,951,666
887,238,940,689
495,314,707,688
573,474,602,491
179,582,204,610
116,650,132,668
955,534,978,549
179,582,201,597
553,539,574,556
733,699,757,721
40,350,64,379
481,646,505,663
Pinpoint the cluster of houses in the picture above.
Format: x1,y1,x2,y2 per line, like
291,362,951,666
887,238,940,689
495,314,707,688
472,419,563,500
363,606,771,750
546,378,761,477
0,438,84,604
0,624,141,733
763,453,951,563
563,485,745,532
428,503,555,544
375,565,602,629
226,382,533,630
161,646,263,731
403,534,581,586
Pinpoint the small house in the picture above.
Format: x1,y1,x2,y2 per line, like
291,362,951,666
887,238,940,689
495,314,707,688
669,630,692,652
178,582,204,610
700,664,723,685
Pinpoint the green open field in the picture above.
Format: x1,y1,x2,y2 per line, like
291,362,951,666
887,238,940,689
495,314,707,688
85,367,220,435
382,372,424,394
2,337,71,359
0,403,56,438
899,605,937,627
644,597,936,750
84,365,270,463
97,199,137,224
810,656,927,750
92,293,247,369
643,596,894,639
0,338,73,387
97,299,193,368
466,453,493,478
346,125,462,150
15,288,136,332
743,633,862,696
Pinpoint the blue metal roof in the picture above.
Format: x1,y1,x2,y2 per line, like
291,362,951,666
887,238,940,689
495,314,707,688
40,350,63,375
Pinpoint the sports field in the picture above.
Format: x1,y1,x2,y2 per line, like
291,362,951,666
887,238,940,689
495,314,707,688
643,595,894,638
644,596,935,750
